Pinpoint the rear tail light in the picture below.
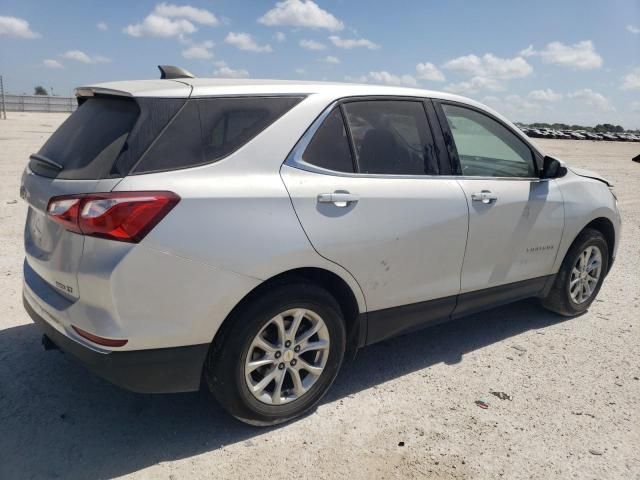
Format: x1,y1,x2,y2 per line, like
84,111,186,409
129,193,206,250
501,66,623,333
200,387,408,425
46,191,180,243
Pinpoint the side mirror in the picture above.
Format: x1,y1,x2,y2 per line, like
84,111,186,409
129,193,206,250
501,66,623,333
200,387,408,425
540,156,567,179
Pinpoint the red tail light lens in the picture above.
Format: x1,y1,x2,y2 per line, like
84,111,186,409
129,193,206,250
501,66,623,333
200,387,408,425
47,191,180,243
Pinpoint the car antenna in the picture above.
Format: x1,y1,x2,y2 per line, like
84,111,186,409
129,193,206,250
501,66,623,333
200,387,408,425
157,65,196,80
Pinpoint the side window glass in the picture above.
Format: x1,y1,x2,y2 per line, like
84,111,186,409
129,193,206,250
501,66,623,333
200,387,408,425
134,96,302,174
200,97,302,161
441,104,535,177
343,101,438,175
302,108,354,173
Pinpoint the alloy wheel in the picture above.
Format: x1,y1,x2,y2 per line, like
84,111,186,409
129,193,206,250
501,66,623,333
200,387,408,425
244,308,330,405
569,245,602,304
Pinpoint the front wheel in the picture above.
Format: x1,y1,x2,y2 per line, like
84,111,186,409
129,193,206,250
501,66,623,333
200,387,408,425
205,283,346,426
541,228,609,316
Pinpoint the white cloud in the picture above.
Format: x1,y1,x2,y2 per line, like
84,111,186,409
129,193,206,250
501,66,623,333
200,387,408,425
631,101,640,112
295,68,306,75
62,50,111,64
0,16,40,38
626,25,640,34
274,31,286,42
43,59,63,69
347,71,417,87
443,53,532,80
444,76,503,94
504,94,540,112
328,35,380,50
213,60,249,78
124,14,196,38
523,41,603,69
519,45,535,57
299,39,326,50
153,2,218,25
124,3,218,38
322,55,340,64
568,89,613,111
225,32,272,53
182,40,214,59
528,88,563,102
258,0,343,31
442,52,532,94
621,68,640,90
96,22,108,31
415,62,445,82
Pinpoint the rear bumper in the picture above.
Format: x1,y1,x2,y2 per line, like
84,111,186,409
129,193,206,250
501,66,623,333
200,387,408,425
23,294,209,393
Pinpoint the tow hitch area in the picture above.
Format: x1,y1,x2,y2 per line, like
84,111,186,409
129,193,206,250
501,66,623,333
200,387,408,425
42,334,59,351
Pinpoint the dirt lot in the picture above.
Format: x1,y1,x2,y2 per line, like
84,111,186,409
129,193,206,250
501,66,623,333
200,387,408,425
1,112,639,480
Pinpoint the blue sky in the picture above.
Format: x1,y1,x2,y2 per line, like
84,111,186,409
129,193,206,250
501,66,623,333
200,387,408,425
1,0,639,127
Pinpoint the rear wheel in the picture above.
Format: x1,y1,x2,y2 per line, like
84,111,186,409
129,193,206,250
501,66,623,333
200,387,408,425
205,283,346,426
541,228,609,316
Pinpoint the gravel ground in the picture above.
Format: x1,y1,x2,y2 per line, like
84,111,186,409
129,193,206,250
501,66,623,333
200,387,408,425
1,113,639,480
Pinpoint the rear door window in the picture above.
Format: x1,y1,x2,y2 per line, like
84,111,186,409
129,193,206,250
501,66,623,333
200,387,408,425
342,101,439,175
33,96,140,179
134,96,303,174
301,108,354,173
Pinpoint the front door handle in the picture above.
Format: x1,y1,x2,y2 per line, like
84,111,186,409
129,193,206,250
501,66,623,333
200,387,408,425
471,190,498,204
317,192,359,207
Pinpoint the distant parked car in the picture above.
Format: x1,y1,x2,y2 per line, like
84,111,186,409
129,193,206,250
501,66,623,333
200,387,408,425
21,70,621,425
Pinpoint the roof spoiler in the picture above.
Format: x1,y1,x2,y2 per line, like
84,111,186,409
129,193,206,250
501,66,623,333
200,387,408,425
158,65,195,80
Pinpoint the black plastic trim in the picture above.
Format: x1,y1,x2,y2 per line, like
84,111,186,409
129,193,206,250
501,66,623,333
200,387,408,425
452,276,551,319
366,295,457,345
24,295,209,393
366,275,555,345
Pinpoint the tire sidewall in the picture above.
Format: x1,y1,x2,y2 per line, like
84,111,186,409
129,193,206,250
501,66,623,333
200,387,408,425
208,284,346,425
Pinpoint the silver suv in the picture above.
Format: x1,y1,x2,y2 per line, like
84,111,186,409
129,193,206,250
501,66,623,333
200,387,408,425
22,67,620,425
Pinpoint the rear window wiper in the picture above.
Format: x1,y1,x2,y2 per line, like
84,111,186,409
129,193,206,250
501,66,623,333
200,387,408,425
29,153,64,171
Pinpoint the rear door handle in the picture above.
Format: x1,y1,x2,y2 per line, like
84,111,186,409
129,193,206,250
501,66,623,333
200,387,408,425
317,192,359,207
471,190,498,204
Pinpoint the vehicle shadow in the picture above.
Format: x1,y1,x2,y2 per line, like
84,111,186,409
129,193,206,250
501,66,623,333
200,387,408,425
0,298,573,479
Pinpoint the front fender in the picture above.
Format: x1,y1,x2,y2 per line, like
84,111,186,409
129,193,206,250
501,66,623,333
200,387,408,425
553,172,620,272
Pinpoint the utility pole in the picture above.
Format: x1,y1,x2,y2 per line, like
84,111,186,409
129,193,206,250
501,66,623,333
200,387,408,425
0,75,6,120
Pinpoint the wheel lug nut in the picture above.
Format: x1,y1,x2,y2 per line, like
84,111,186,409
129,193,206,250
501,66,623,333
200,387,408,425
278,363,285,370
294,345,300,353
275,351,281,359
290,359,297,366
285,340,292,348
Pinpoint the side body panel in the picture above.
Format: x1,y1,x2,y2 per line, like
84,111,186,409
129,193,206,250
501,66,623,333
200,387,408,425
281,165,469,312
455,178,564,293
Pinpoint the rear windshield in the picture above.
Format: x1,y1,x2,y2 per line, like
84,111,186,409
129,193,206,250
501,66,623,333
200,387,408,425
132,96,303,174
33,96,140,179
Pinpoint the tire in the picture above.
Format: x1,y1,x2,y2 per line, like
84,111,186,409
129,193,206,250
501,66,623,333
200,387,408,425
541,228,609,316
205,283,346,426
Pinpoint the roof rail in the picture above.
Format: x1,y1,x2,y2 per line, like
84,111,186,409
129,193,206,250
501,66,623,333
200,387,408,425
157,65,195,80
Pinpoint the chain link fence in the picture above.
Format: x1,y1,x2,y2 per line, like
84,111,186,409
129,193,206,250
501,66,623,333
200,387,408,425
2,94,77,113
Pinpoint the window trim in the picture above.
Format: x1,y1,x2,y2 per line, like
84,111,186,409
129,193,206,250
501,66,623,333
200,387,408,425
286,95,448,179
432,99,545,180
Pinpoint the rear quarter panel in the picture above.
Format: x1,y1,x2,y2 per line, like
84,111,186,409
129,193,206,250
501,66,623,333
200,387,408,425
107,93,366,347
